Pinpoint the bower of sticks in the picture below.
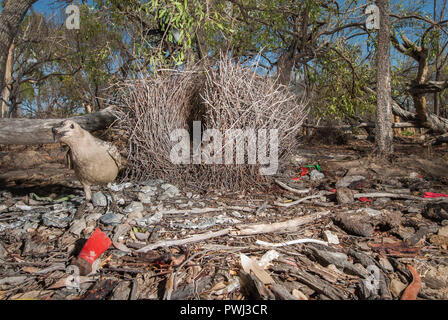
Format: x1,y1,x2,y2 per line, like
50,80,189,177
1,59,448,300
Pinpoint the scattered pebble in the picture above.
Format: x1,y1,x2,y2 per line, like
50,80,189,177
69,219,86,236
92,192,108,207
336,188,354,205
309,170,325,181
100,212,124,225
123,201,144,215
336,175,365,188
137,192,152,204
323,230,339,245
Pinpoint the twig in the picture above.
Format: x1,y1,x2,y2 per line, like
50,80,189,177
137,228,231,253
353,192,436,201
275,179,311,194
274,194,326,207
231,211,331,236
160,205,255,216
255,239,328,247
160,207,224,215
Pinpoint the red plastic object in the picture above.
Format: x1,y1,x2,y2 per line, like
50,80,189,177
329,189,337,193
358,197,372,203
292,167,309,181
78,228,112,264
424,192,448,198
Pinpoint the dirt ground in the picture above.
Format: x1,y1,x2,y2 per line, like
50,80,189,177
1,135,448,300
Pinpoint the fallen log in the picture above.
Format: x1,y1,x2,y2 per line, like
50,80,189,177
0,106,117,145
364,86,448,133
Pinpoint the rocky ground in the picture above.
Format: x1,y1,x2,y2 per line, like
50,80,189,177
0,137,448,300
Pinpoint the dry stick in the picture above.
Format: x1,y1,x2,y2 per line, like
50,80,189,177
160,208,224,215
160,205,255,216
256,239,328,247
353,192,437,201
275,179,311,194
274,194,327,207
231,211,331,236
137,228,232,253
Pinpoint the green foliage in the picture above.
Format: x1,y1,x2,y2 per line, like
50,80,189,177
401,129,415,136
310,43,376,120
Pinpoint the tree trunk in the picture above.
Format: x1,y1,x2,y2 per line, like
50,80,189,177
277,38,299,86
375,0,393,156
434,0,441,116
1,42,14,118
0,106,117,145
0,0,37,94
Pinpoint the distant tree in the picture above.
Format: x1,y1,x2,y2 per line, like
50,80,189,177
0,0,38,117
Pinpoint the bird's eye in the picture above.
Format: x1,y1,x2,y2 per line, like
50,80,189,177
70,124,74,129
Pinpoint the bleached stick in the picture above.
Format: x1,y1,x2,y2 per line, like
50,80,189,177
137,228,231,253
275,179,311,194
256,239,328,247
231,211,330,236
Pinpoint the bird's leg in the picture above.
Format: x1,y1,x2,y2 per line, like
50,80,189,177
84,184,92,202
105,184,120,214
74,183,91,220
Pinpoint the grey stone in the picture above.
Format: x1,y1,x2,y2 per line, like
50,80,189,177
123,201,144,214
134,231,149,241
100,212,124,225
309,170,325,181
108,182,133,192
356,208,382,217
92,192,108,207
23,221,39,232
113,224,131,242
85,213,103,222
374,198,391,205
323,230,339,245
140,185,158,195
69,219,86,236
126,211,143,224
136,211,163,227
160,184,180,198
0,204,7,213
336,187,354,204
336,175,365,188
138,192,152,204
141,179,164,187
0,220,26,233
42,211,71,228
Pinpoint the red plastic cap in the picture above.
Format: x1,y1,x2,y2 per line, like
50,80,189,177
78,228,112,264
